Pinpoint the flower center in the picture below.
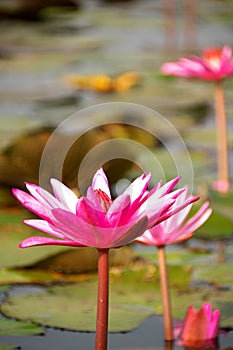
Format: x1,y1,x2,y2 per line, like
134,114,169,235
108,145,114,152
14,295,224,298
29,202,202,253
203,48,222,70
95,189,112,213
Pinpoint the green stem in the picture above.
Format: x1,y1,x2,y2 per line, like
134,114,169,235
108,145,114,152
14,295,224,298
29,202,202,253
95,248,109,350
158,246,173,341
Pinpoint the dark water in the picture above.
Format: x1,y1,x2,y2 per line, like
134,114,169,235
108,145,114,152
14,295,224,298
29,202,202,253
0,314,233,350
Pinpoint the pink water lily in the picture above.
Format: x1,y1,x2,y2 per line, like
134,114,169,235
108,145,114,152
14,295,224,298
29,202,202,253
160,45,233,81
12,168,198,249
12,168,199,350
135,189,211,342
179,303,220,347
161,46,232,193
136,188,212,247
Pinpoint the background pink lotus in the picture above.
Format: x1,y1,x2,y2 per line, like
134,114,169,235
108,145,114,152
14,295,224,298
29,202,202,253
160,45,233,81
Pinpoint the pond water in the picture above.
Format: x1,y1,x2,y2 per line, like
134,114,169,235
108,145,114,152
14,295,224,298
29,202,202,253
0,313,233,350
0,282,233,350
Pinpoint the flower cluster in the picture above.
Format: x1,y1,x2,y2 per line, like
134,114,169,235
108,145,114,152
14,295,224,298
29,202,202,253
13,168,220,348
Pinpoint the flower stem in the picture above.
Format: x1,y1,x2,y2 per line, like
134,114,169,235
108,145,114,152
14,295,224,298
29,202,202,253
95,248,109,350
214,81,229,191
158,246,173,341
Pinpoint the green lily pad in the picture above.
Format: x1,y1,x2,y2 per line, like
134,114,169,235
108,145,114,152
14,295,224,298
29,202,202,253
0,318,44,336
2,264,232,329
195,210,233,240
0,266,190,332
0,345,19,350
210,191,233,221
0,208,71,269
0,268,89,285
193,262,233,287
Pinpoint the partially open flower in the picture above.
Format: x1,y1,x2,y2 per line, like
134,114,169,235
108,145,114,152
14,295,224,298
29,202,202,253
179,303,220,348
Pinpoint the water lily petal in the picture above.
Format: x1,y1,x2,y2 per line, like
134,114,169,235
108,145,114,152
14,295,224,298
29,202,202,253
111,216,148,248
25,182,65,210
24,219,65,239
50,178,79,213
19,236,86,248
12,188,49,220
92,167,111,199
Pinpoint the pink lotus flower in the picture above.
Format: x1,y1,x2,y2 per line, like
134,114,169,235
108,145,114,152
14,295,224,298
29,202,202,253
179,303,220,347
135,188,211,247
12,168,198,249
161,45,233,81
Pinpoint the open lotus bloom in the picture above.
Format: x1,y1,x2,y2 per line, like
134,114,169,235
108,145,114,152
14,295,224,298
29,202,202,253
179,303,220,348
160,45,233,81
135,188,211,247
12,168,198,249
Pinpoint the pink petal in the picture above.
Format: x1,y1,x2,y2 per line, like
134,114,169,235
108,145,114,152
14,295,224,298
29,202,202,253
121,173,151,203
181,306,207,341
25,183,64,211
203,303,220,339
107,194,132,225
177,201,212,237
92,168,111,199
50,178,78,213
161,194,200,223
138,196,175,227
24,219,65,239
149,176,181,199
51,208,101,246
12,188,49,220
86,186,105,212
111,216,148,248
19,236,85,248
76,197,108,228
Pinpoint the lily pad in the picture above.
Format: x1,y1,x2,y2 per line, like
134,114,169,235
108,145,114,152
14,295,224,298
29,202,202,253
0,268,90,285
0,345,19,350
0,318,44,336
193,262,233,287
0,266,190,332
0,208,71,269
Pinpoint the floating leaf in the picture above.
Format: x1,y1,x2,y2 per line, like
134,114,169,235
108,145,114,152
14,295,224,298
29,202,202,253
0,209,71,268
0,266,190,332
0,268,90,285
193,262,233,287
0,345,19,350
0,318,44,336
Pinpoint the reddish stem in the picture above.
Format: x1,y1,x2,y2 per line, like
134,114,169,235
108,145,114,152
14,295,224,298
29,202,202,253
158,246,173,341
95,248,109,350
214,81,229,190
